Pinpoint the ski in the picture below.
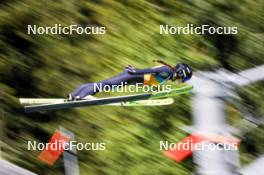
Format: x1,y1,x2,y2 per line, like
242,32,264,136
20,98,67,105
23,85,193,113
150,85,193,99
110,98,174,106
19,98,174,106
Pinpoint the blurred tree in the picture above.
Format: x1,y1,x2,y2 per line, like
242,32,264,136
0,0,263,174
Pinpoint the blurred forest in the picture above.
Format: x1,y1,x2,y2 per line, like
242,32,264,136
0,0,264,174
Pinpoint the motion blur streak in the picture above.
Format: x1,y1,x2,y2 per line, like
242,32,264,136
0,0,263,175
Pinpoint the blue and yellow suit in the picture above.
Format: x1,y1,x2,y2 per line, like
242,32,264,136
70,65,174,99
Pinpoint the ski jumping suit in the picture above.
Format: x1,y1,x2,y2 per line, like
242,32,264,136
70,65,174,99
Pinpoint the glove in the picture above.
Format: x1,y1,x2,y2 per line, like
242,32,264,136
125,65,136,73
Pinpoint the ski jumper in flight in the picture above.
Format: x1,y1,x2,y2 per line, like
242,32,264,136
68,61,192,100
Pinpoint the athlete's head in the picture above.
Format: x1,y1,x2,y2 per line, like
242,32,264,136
173,63,192,82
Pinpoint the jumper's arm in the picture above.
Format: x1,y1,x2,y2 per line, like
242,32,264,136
128,66,169,75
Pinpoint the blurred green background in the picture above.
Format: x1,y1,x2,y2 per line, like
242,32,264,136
0,0,264,174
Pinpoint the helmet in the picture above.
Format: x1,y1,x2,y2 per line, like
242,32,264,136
175,63,192,82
